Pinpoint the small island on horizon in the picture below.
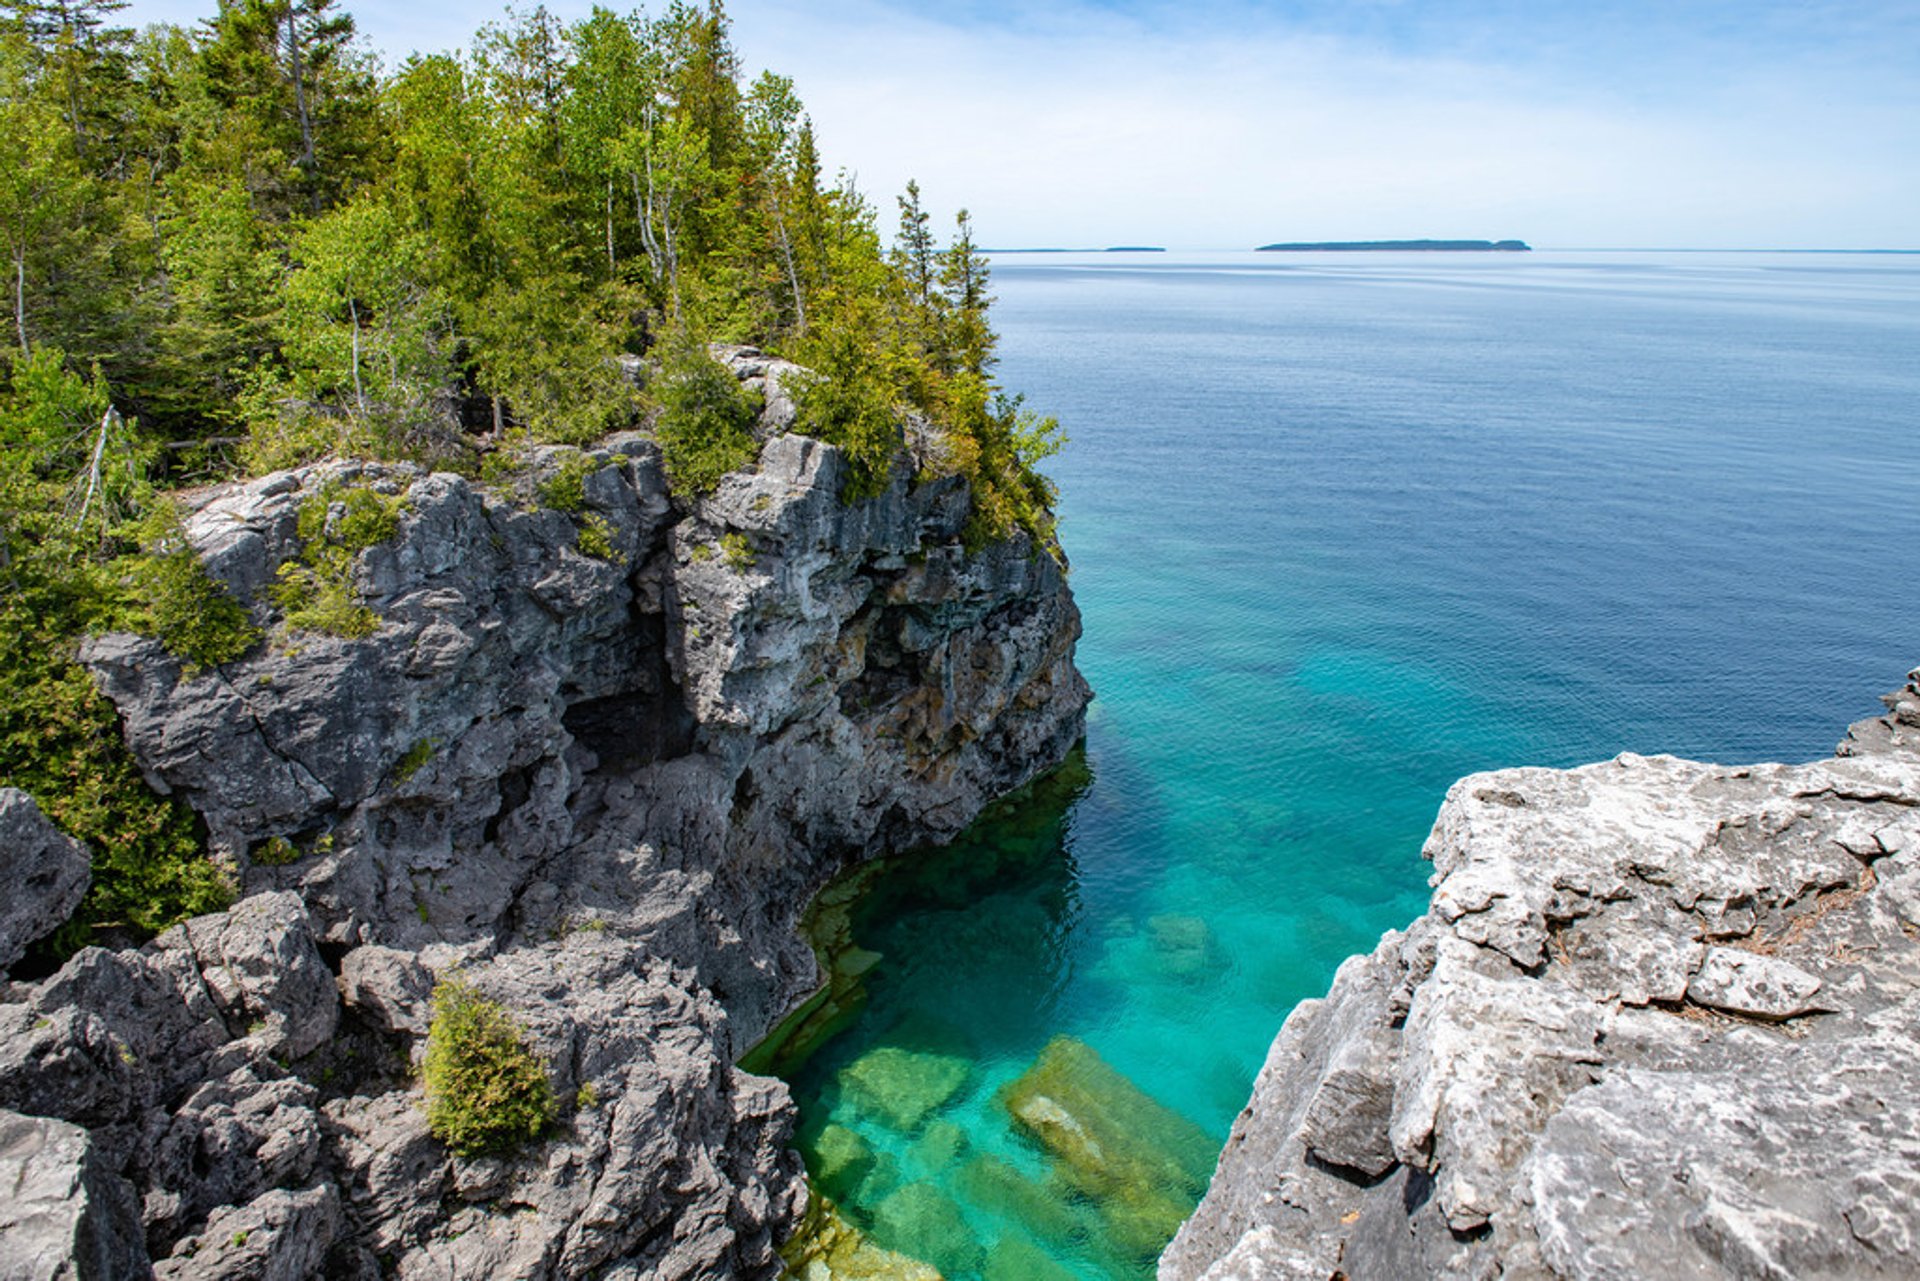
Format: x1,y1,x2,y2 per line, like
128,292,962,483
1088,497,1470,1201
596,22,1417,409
1258,238,1531,252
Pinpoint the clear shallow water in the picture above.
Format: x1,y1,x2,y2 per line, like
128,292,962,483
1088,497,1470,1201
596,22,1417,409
780,251,1920,1278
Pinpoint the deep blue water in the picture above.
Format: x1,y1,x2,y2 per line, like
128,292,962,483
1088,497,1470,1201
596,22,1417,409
781,251,1920,1278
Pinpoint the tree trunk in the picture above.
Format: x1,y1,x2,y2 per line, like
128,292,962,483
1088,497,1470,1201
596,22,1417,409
771,191,805,333
634,172,663,285
73,406,118,533
605,181,616,277
348,294,365,412
13,247,28,356
285,5,318,181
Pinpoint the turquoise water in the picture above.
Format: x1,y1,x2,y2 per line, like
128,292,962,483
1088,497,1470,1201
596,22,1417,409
781,251,1920,1277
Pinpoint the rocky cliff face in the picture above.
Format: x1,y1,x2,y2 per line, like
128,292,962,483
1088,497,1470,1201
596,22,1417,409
0,363,1088,1279
1162,673,1920,1281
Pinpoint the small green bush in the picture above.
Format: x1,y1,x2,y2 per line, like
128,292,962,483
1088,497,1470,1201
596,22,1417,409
272,562,379,638
719,531,755,571
127,523,261,672
252,835,300,866
273,482,409,638
575,512,621,562
652,342,759,496
393,738,436,783
423,977,554,1157
536,451,597,513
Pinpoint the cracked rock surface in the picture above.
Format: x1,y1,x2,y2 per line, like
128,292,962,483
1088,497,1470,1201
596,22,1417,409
1162,669,1920,1281
0,370,1087,1279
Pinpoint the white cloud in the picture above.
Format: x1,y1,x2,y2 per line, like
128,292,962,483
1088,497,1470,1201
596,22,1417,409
719,0,1919,248
116,0,1920,248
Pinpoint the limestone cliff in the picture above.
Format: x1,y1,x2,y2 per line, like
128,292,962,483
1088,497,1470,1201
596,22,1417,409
1162,672,1920,1280
0,355,1088,1280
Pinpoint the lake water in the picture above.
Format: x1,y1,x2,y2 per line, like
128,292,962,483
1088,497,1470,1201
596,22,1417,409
777,251,1920,1278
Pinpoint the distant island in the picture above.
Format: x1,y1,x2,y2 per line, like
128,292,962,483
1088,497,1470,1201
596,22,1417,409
1257,239,1531,252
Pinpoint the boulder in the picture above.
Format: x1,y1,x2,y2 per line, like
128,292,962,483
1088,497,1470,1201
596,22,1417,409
0,789,90,973
1002,1036,1215,1260
153,1184,342,1281
161,892,338,1059
338,945,433,1035
0,1108,148,1281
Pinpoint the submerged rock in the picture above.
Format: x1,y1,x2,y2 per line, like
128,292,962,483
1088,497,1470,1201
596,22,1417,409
952,1155,1084,1255
778,1193,943,1281
838,1045,973,1134
1002,1035,1216,1261
1162,669,1920,1281
808,1122,877,1195
1147,914,1223,981
982,1234,1080,1281
871,1183,981,1277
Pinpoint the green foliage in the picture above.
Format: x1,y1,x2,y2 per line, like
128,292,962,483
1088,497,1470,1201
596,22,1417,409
0,1,1067,561
253,835,300,866
651,338,758,495
575,511,619,562
423,976,554,1157
0,610,232,942
0,347,233,948
260,189,466,469
536,450,596,513
719,529,754,571
948,388,1066,552
126,505,260,671
393,737,434,783
271,560,375,637
272,480,407,638
789,322,907,502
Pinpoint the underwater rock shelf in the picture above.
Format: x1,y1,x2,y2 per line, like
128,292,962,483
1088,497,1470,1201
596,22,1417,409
785,1031,1215,1280
759,752,1231,1279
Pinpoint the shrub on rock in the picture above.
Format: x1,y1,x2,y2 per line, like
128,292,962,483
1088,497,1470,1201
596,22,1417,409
422,978,553,1157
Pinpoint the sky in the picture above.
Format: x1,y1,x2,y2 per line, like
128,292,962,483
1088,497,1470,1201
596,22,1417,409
118,0,1920,250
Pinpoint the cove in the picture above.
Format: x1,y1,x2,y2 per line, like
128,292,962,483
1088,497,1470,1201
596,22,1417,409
767,250,1920,1278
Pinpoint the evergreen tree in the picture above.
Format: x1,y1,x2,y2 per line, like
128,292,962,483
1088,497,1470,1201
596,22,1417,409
939,208,993,378
196,0,375,214
894,178,935,312
0,32,89,355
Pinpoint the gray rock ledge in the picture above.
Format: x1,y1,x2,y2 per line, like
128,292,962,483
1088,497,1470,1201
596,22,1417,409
0,383,1087,1280
1162,669,1920,1281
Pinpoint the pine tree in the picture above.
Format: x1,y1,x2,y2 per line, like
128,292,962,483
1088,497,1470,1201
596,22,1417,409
894,179,936,312
0,32,89,355
196,0,374,215
939,209,993,378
